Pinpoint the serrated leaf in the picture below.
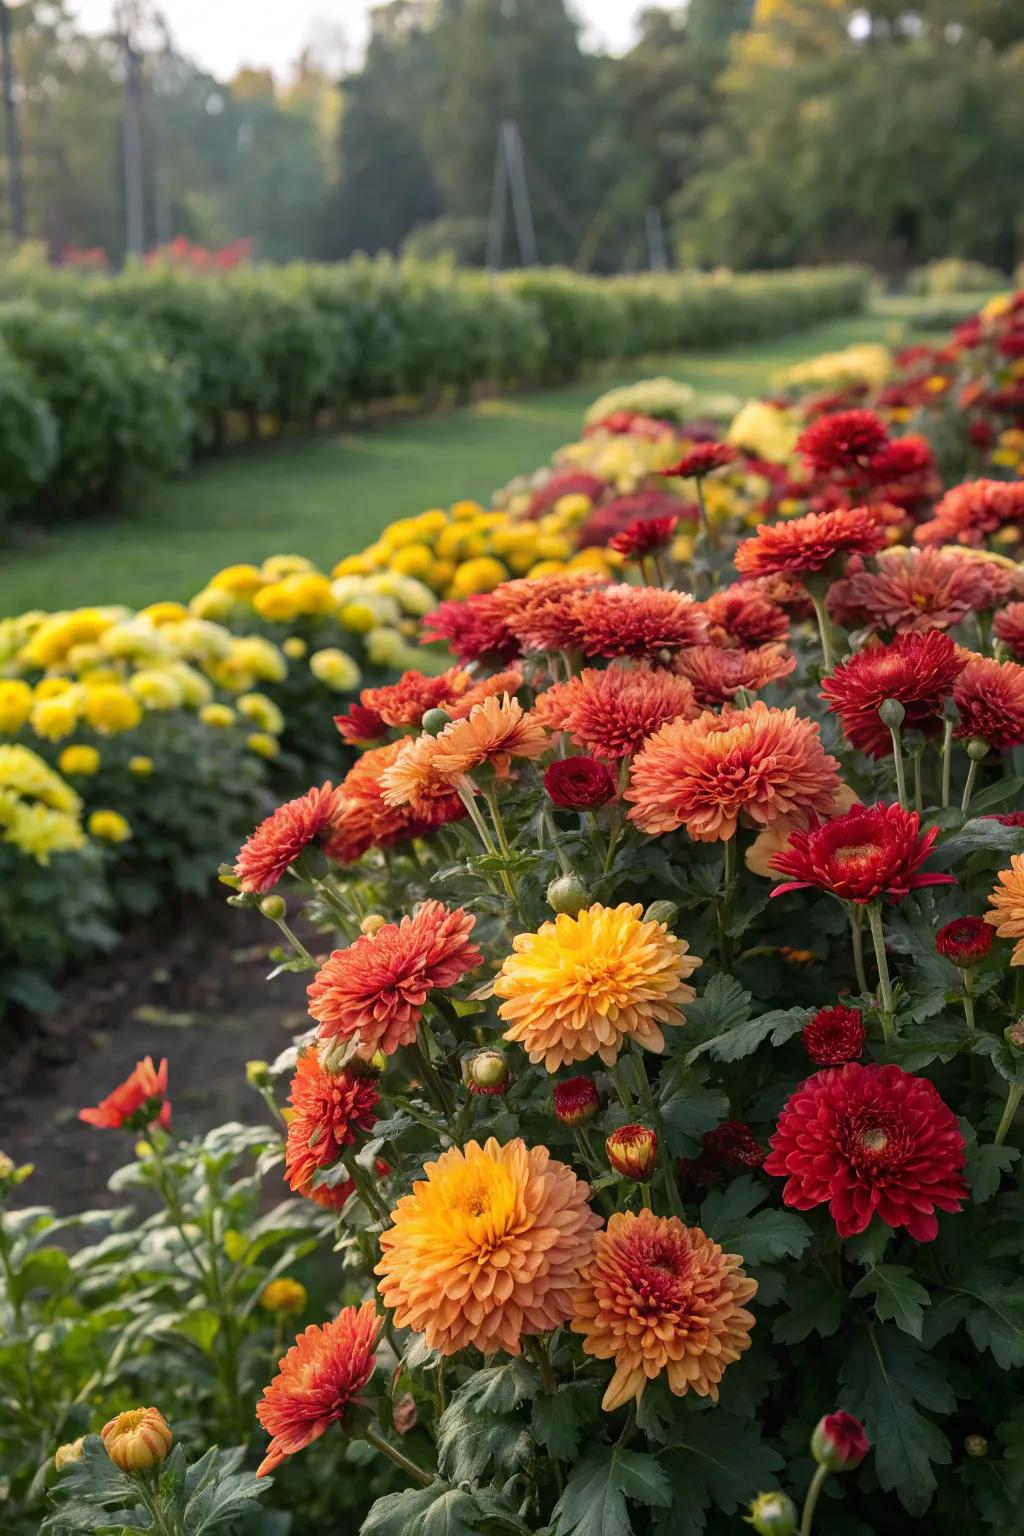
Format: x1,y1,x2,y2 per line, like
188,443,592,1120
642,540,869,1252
700,1176,812,1264
658,1080,731,1159
840,1327,953,1515
552,1448,671,1536
532,1383,599,1461
955,1277,1024,1369
361,1482,489,1536
772,1270,843,1344
682,974,752,1039
436,1404,531,1485
686,1006,806,1065
965,1141,1020,1203
655,1414,784,1536
851,1265,931,1340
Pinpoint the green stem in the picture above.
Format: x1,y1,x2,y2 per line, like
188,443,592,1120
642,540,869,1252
609,1062,636,1115
800,1464,830,1536
808,588,836,673
342,1150,390,1222
867,903,895,1043
994,1084,1024,1147
716,832,738,971
940,717,953,809
849,906,868,995
913,743,925,814
271,916,316,967
888,724,908,812
961,758,979,820
640,1184,653,1210
962,968,976,1036
363,1425,433,1488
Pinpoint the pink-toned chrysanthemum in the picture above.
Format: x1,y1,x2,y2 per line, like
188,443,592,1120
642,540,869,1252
735,506,887,581
308,900,482,1057
283,1048,380,1201
797,409,889,476
375,1137,600,1356
820,630,964,757
673,643,795,707
770,802,955,904
994,602,1024,661
256,1301,380,1475
567,583,709,660
421,593,520,665
953,656,1024,748
571,1209,757,1410
235,783,346,893
626,702,840,842
532,662,698,759
703,584,790,649
325,741,464,864
914,479,1024,548
80,1057,170,1131
986,854,1024,964
489,572,608,654
764,1063,967,1240
827,546,1013,635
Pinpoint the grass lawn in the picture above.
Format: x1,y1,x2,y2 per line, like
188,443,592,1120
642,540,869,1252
0,303,941,615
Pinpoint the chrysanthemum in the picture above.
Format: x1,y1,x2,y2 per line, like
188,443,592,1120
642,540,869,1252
986,854,1024,964
420,593,520,665
914,479,1024,548
770,803,954,904
490,573,607,654
570,1209,757,1410
308,901,481,1057
703,584,790,649
283,1049,380,1201
532,662,698,759
626,703,839,842
828,547,1013,635
662,443,738,479
428,694,548,781
680,1120,766,1187
80,1057,170,1131
608,515,679,560
993,603,1024,661
334,702,388,746
235,783,346,893
673,643,795,707
953,656,1024,749
802,1006,865,1065
797,409,888,476
764,1063,967,1240
820,631,964,757
568,583,709,660
495,902,700,1070
735,505,886,581
544,756,617,810
325,742,464,864
256,1301,380,1475
935,916,993,967
375,1137,600,1355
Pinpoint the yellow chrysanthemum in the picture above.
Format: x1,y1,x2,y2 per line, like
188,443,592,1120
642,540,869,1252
309,648,361,692
58,744,100,776
189,587,236,622
260,1277,307,1314
282,636,307,659
375,1136,600,1356
208,563,265,595
0,745,80,813
199,703,236,729
129,755,154,776
129,669,184,712
226,636,287,685
238,692,285,735
496,902,702,1070
448,556,508,598
84,684,143,735
89,809,132,843
139,600,190,626
1,799,86,862
247,731,279,759
0,680,33,734
31,694,80,742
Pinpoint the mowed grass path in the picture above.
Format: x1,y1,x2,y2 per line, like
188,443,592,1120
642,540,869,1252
0,307,925,615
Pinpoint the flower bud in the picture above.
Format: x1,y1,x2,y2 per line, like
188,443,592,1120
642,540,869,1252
0,1151,14,1183
643,900,679,928
54,1437,85,1472
877,697,905,731
465,1049,510,1096
553,1076,599,1126
360,913,388,936
217,863,241,889
421,707,452,735
101,1407,174,1473
260,1277,308,1314
606,1124,658,1182
547,872,589,916
1004,1018,1024,1053
810,1410,869,1472
245,1059,270,1088
744,1491,798,1536
967,736,990,762
935,916,993,967
319,1037,355,1075
259,894,287,922
964,1434,988,1459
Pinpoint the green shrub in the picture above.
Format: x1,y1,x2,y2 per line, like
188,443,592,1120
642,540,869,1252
0,340,57,523
909,258,1007,296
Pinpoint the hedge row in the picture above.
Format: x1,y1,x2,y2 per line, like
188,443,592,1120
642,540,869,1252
0,259,867,524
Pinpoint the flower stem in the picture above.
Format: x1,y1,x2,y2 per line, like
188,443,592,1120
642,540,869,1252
800,1464,830,1536
940,717,953,809
961,758,979,819
913,743,925,814
716,832,738,971
994,1084,1024,1147
270,915,316,967
888,724,909,812
363,1425,433,1488
849,905,869,995
341,1150,390,1222
867,903,895,1043
962,968,976,1036
808,588,836,673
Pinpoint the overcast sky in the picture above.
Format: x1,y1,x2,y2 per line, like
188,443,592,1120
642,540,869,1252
70,1,645,79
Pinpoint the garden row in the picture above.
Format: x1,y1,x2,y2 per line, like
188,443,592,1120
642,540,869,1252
0,259,867,524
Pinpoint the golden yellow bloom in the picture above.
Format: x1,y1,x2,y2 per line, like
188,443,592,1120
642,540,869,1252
571,1209,757,1411
376,1136,600,1356
199,703,236,729
129,755,154,776
309,648,361,692
496,902,701,1071
262,554,316,579
0,680,32,734
247,731,279,759
282,636,307,659
89,808,132,843
54,1437,85,1471
449,556,508,598
84,684,142,735
129,669,184,712
58,745,100,776
35,678,75,700
260,1277,308,1315
0,744,80,812
338,599,378,634
101,1407,173,1472
390,544,435,580
238,692,285,735
139,600,189,625
986,853,1024,964
208,563,264,595
31,694,80,742
189,587,235,623
331,554,373,578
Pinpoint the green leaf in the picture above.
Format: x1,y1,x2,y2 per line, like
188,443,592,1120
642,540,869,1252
552,1449,671,1536
362,1482,494,1536
655,1414,784,1536
182,1446,268,1534
843,1220,891,1267
448,1357,533,1414
965,1141,1020,1203
658,1078,731,1159
772,1270,843,1345
839,1327,953,1515
956,1277,1024,1369
683,973,752,1039
436,1398,531,1485
686,1006,806,1064
532,1383,599,1461
700,1176,812,1264
851,1265,931,1340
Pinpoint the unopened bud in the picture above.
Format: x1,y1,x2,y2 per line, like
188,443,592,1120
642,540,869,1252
606,1124,658,1182
878,697,905,731
547,872,589,916
964,1434,989,1459
421,708,452,735
260,1277,308,1314
553,1076,599,1126
465,1049,510,1096
643,900,679,928
744,1491,798,1536
101,1407,174,1473
1004,1018,1024,1052
217,863,241,889
245,1059,270,1088
810,1411,869,1472
0,1152,14,1183
259,894,286,922
360,913,388,936
319,1037,353,1075
54,1437,85,1472
967,736,990,762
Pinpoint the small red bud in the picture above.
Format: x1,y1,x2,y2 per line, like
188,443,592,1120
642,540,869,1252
553,1076,599,1126
935,917,993,967
810,1411,869,1472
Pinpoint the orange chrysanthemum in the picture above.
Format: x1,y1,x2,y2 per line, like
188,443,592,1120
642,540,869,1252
80,1056,170,1131
673,643,795,708
490,573,608,653
235,783,346,893
986,853,1024,965
325,741,464,864
626,702,839,842
308,900,481,1057
283,1048,379,1201
568,583,709,660
335,667,525,743
571,1209,757,1411
953,656,1024,749
429,693,548,780
256,1301,380,1476
734,506,886,580
532,662,698,759
375,1136,600,1355
828,547,1013,635
914,478,1024,548
496,902,701,1070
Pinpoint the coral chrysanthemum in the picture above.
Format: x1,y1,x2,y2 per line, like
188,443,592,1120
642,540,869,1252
533,662,698,759
820,631,964,757
673,643,795,708
764,1063,967,1240
797,409,888,475
828,547,1012,635
325,741,464,864
802,1006,865,1065
703,584,790,649
375,1137,600,1355
914,478,1024,548
308,900,482,1057
568,583,709,660
420,593,520,665
771,802,954,904
256,1301,380,1475
334,667,524,744
986,853,1024,964
626,702,839,842
608,515,678,560
495,902,700,1070
490,573,608,654
283,1049,380,1201
734,506,886,580
570,1209,757,1410
235,783,346,893
953,656,1024,749
993,602,1024,661
80,1057,171,1130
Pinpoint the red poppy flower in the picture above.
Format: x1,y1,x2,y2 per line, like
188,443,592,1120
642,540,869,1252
544,756,617,810
820,631,964,757
770,802,955,904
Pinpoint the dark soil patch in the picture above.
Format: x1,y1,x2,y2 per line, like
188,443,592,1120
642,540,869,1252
0,895,310,1215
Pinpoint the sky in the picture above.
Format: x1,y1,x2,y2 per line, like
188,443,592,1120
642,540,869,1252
70,1,646,80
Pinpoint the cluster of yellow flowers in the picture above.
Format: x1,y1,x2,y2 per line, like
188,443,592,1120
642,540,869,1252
775,342,892,394
0,743,88,862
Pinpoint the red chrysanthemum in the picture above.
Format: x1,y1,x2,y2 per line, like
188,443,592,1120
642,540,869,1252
335,669,464,740
797,409,889,476
813,1411,870,1471
703,1120,766,1172
992,811,1024,827
532,662,698,759
828,547,1013,635
544,756,617,810
307,900,482,1057
421,593,520,665
993,602,1024,661
579,491,697,549
256,1301,380,1476
489,573,608,654
661,443,737,478
734,506,887,580
334,702,388,746
553,1075,599,1125
673,643,795,707
283,1049,380,1201
303,1157,390,1212
703,584,790,649
608,515,678,560
764,1063,967,1240
324,741,465,865
802,1006,865,1066
954,656,1024,749
235,783,346,893
915,479,1024,548
820,631,964,757
864,434,934,486
770,802,955,904
935,916,994,967
568,583,709,660
80,1057,170,1131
